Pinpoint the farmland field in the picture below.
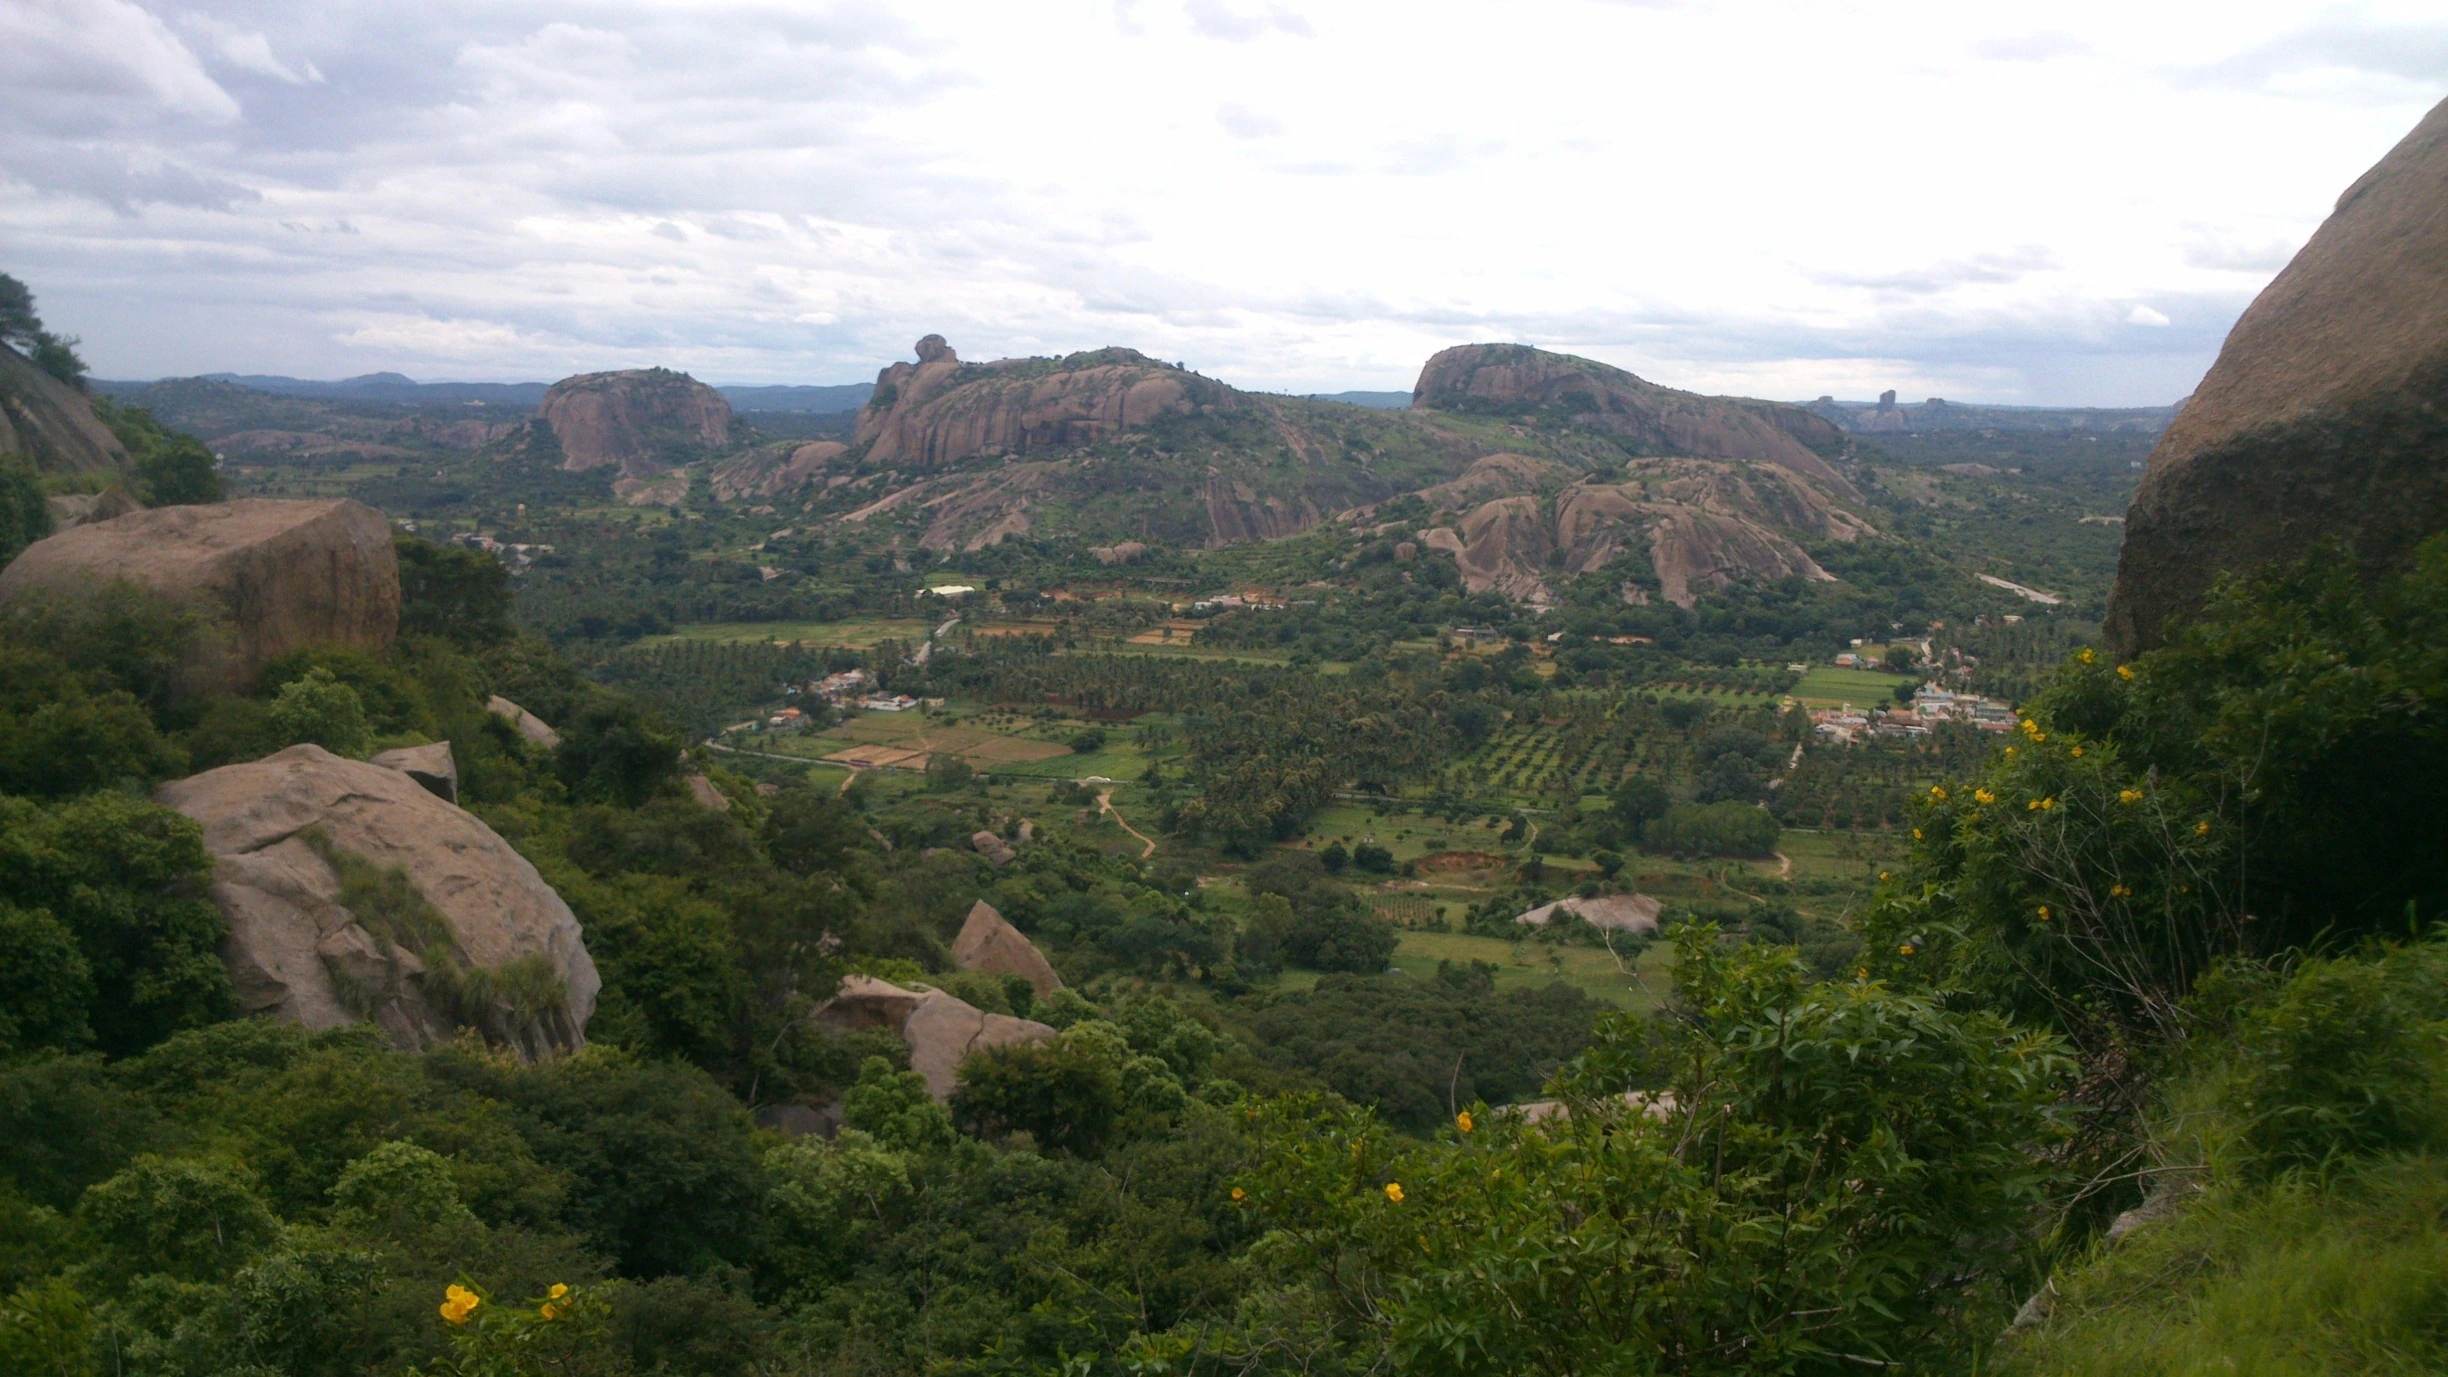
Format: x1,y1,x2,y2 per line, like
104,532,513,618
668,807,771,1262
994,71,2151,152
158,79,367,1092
1789,665,1918,706
640,618,933,649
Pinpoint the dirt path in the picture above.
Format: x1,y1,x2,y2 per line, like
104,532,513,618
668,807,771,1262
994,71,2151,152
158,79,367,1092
1777,851,1792,879
1097,790,1158,859
839,768,861,796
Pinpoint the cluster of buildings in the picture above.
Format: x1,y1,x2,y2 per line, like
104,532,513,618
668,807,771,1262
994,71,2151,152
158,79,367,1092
1808,681,2016,744
1189,590,1300,614
446,531,555,572
802,668,922,713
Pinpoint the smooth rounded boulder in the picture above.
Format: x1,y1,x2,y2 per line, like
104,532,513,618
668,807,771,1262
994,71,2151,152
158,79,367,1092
811,974,1056,1101
0,498,399,695
156,744,600,1059
2105,94,2448,656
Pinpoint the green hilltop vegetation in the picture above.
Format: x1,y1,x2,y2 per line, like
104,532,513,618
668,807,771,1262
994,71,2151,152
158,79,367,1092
7,253,2448,1375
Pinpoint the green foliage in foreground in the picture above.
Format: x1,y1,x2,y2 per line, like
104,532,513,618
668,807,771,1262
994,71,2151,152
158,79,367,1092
1999,933,2448,1376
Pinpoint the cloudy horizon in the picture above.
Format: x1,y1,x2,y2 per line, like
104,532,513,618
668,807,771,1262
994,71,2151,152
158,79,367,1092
3,0,2442,405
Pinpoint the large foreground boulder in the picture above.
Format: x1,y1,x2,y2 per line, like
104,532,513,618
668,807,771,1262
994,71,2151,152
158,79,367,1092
950,899,1063,996
0,498,398,695
2106,95,2448,656
811,974,1056,1101
156,745,599,1059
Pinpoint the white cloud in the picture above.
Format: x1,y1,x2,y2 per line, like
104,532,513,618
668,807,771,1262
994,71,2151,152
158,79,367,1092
0,0,2440,403
214,31,326,84
2128,305,2173,327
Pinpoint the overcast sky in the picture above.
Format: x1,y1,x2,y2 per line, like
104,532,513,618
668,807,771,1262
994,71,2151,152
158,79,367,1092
2,1,2441,403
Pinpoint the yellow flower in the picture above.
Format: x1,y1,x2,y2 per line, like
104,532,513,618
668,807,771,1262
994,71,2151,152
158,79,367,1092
1456,1111,1474,1134
1880,871,1892,882
1385,1182,1406,1204
2079,648,2096,664
548,1284,569,1300
1974,788,1996,805
1899,944,1916,956
1856,968,1870,980
540,1302,562,1320
2196,821,2212,836
2110,884,2131,898
1230,1187,1246,1201
2070,746,2083,758
2119,789,2143,805
2036,905,2051,922
2117,664,2135,681
1911,828,1923,840
440,1284,481,1326
1929,785,1948,801
2004,746,2018,758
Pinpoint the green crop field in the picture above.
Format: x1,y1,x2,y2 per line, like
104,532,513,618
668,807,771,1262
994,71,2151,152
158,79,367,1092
1790,665,1917,706
640,618,934,649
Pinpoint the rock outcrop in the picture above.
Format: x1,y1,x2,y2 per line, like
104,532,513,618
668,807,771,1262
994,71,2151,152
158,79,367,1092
969,830,1017,866
950,899,1063,997
370,740,457,804
485,696,561,749
1411,458,1869,607
709,441,846,501
1514,892,1662,933
538,368,732,477
0,499,399,695
156,745,600,1059
44,487,142,531
2105,96,2448,656
810,974,1057,1101
1412,344,1857,497
854,338,1234,468
0,345,129,476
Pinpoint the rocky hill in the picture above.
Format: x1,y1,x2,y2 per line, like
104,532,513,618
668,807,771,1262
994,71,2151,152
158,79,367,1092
1412,343,1858,498
537,367,733,476
1396,450,1874,608
0,344,129,476
2106,93,2448,656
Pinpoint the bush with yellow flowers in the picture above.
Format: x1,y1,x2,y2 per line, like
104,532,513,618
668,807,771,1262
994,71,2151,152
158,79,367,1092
1163,925,2071,1376
1862,540,2448,1053
409,1279,607,1377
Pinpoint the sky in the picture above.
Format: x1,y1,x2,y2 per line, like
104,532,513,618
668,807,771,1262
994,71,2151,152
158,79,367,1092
2,1,2442,404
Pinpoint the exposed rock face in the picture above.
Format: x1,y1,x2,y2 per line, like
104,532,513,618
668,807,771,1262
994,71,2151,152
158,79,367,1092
810,974,1057,1101
1514,892,1662,933
1413,457,1868,608
2106,96,2448,656
1089,540,1148,565
44,487,142,531
710,441,846,501
0,499,399,696
485,696,561,749
0,345,129,476
370,740,457,804
686,774,732,812
1412,344,1857,497
951,900,1063,996
969,830,1017,866
855,339,1229,469
538,368,732,476
156,745,600,1059
1204,474,1321,546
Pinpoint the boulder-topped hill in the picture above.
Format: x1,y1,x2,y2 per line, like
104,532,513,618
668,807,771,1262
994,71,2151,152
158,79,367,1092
538,367,732,477
1,343,130,476
2106,93,2448,656
854,335,1239,468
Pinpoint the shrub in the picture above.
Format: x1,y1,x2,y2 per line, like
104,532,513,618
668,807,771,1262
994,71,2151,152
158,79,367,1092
1642,800,1779,858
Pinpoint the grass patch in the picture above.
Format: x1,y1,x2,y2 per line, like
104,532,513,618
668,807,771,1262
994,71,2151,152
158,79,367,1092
1789,665,1917,707
639,618,933,649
